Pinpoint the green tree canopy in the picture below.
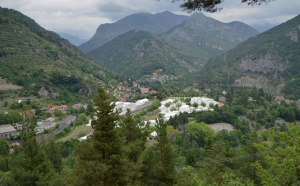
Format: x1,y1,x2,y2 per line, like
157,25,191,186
173,0,274,12
71,86,128,186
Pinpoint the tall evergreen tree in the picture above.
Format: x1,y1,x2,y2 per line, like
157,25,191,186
44,136,63,173
71,86,128,186
155,115,176,185
10,112,63,186
119,109,149,163
140,115,176,185
119,109,150,184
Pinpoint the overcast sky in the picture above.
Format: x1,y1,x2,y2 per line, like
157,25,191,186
0,0,299,39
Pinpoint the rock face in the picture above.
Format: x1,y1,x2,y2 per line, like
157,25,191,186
79,11,188,52
238,53,287,74
204,14,300,96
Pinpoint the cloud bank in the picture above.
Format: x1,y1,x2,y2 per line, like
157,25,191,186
0,0,299,39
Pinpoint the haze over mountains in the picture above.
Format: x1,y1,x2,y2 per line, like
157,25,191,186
58,32,87,46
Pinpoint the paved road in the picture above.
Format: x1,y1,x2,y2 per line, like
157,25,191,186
53,115,76,134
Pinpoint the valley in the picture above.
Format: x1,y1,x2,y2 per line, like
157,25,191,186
0,4,300,186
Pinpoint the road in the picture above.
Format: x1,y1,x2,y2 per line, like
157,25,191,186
37,115,76,140
53,115,76,134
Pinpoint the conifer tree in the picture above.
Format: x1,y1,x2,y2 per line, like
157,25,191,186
155,115,176,185
44,136,63,173
10,112,63,186
140,115,176,185
119,109,150,184
119,109,150,163
71,86,128,186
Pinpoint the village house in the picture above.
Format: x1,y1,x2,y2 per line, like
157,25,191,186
0,124,17,138
117,83,125,91
72,103,83,109
132,81,137,87
219,96,226,102
48,105,69,115
141,87,149,94
274,96,284,103
218,102,225,108
284,99,293,104
150,90,158,95
117,96,127,102
221,90,227,96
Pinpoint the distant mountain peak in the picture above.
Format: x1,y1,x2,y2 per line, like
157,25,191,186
79,11,188,52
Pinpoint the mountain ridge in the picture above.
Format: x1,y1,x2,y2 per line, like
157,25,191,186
202,14,300,97
89,29,202,79
0,7,114,103
79,11,188,52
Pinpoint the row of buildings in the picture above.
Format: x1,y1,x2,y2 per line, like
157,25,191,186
47,103,85,115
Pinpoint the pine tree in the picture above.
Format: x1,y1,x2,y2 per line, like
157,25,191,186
140,115,176,185
71,86,128,186
119,109,150,163
10,112,64,186
155,115,176,185
119,109,150,184
44,136,63,173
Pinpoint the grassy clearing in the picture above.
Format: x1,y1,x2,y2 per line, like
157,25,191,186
141,110,160,122
58,125,93,142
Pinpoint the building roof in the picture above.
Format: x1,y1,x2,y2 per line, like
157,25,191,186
218,103,225,108
274,96,284,102
0,124,16,133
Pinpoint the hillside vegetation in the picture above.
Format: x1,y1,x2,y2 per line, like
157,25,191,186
88,12,258,80
202,14,300,98
0,7,114,103
80,11,188,52
89,30,201,79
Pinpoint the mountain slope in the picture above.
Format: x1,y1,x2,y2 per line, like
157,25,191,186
203,14,300,96
0,7,113,103
79,11,188,52
162,13,258,58
89,30,202,79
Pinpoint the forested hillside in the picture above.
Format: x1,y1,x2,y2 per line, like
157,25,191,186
89,30,201,79
0,7,114,103
1,86,300,185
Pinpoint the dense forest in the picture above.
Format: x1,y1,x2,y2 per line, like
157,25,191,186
1,86,300,185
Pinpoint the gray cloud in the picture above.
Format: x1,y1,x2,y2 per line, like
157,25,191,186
0,0,299,39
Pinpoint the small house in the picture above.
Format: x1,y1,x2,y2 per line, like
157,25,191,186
141,87,149,94
274,96,284,103
0,124,17,139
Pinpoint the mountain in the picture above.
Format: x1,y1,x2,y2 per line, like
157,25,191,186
162,13,259,62
202,14,300,97
0,7,114,103
79,11,188,52
58,32,87,46
89,30,202,79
